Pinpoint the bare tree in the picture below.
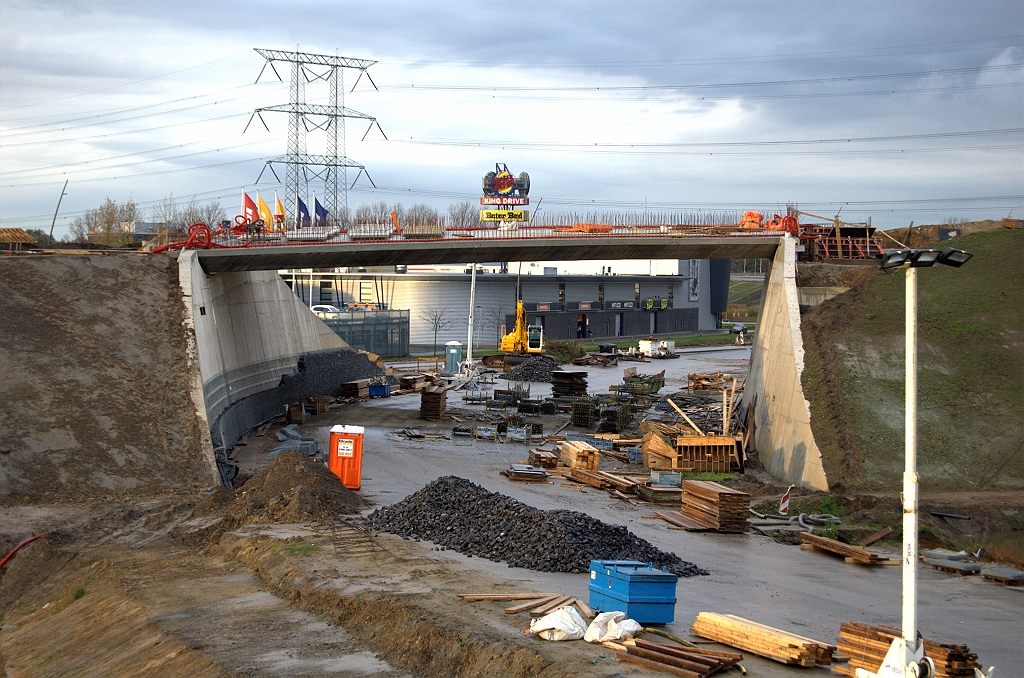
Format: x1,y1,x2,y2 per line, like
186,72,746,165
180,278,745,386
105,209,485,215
418,304,455,358
407,203,440,227
481,305,507,349
448,200,476,229
151,193,180,224
69,197,138,246
354,201,391,225
179,197,226,227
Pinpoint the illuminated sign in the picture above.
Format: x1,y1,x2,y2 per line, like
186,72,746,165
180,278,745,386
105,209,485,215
481,196,529,206
579,302,592,310
480,209,529,222
537,303,551,311
482,163,530,197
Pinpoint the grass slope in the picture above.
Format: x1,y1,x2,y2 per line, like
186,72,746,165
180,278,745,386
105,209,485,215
801,228,1024,491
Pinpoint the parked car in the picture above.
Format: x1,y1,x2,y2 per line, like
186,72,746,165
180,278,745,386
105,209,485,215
311,305,342,315
728,323,748,334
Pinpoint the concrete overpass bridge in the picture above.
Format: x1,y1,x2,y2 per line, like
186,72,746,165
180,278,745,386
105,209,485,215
179,232,827,490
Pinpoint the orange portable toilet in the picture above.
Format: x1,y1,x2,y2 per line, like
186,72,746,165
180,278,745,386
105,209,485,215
328,425,364,489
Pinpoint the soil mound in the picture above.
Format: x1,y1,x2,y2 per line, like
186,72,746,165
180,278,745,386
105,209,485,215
367,476,707,576
194,450,367,526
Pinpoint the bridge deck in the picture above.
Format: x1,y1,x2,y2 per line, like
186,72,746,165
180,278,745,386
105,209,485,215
194,235,783,272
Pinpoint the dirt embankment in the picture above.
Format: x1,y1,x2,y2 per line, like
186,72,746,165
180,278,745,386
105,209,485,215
0,253,214,505
800,228,1024,492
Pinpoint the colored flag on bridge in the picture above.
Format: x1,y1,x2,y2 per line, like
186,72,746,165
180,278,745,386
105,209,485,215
242,192,259,224
313,195,329,227
256,192,274,228
296,197,311,229
273,193,286,226
779,485,794,515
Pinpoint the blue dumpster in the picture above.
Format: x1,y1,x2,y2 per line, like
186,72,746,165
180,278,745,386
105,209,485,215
588,560,678,624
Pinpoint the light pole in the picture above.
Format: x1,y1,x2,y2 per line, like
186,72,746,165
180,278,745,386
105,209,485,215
863,247,983,678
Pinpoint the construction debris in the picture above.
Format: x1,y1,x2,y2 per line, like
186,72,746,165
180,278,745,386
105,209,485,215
572,353,617,367
800,532,899,565
366,477,708,576
834,621,983,677
690,612,836,667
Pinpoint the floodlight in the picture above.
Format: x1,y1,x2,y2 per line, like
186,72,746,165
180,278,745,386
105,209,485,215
908,249,943,267
878,249,911,269
937,248,973,268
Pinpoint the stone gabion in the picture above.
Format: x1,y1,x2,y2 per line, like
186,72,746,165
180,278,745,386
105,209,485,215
366,476,708,577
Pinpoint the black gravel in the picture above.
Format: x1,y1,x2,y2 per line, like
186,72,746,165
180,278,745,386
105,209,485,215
366,476,708,577
506,356,559,382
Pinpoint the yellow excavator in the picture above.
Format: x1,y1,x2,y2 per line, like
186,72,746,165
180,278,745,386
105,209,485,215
482,300,544,369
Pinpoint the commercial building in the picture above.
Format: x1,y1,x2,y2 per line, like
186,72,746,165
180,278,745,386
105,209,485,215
283,258,730,353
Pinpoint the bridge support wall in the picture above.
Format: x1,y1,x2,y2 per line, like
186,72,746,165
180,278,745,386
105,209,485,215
742,236,829,491
178,252,380,471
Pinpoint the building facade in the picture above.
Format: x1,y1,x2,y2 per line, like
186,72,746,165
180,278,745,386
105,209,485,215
283,258,728,352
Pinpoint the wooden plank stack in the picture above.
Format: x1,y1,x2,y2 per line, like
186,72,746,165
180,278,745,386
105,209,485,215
528,448,559,468
559,440,600,470
551,370,588,397
341,379,370,398
613,638,743,677
691,612,835,667
834,621,982,677
678,481,750,533
641,432,677,470
399,373,428,391
800,533,899,566
419,386,447,420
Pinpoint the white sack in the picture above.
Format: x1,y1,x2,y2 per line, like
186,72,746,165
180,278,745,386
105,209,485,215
529,605,589,641
607,617,642,640
584,611,625,643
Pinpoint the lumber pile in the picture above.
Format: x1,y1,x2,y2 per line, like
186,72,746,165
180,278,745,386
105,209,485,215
639,420,699,437
690,612,835,667
559,440,600,470
456,592,594,618
419,386,447,420
688,371,730,390
399,373,429,391
834,621,982,677
678,481,749,533
528,448,559,468
550,370,588,397
613,638,743,677
341,379,370,398
800,533,899,565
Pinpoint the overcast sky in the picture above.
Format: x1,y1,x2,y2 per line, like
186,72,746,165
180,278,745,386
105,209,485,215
1,1,1022,238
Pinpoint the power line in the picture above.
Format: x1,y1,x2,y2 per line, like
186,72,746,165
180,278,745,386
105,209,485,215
379,63,1022,93
381,35,1023,68
389,128,1023,152
2,52,253,112
0,112,250,149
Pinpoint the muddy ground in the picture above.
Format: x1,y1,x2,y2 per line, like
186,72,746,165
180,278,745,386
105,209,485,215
2,349,1022,676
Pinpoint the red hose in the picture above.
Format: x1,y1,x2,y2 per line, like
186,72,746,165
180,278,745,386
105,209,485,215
0,533,46,569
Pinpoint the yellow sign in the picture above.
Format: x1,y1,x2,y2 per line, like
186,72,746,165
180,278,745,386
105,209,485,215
480,209,529,222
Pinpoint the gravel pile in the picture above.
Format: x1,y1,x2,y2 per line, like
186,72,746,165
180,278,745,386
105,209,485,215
367,477,707,576
506,356,560,382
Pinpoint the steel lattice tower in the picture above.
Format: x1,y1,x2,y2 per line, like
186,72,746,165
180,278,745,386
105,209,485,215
250,48,382,228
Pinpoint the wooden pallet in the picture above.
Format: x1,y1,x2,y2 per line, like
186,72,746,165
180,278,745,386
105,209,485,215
800,532,898,565
981,571,1024,586
690,612,833,667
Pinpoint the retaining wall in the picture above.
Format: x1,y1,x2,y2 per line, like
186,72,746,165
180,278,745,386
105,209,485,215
742,236,829,490
178,252,380,472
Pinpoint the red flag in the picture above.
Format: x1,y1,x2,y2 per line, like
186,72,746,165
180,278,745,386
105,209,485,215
779,485,794,515
242,192,259,224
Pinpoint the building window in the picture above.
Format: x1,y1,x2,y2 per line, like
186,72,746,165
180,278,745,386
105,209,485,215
320,280,333,303
598,284,605,303
558,283,565,304
667,282,674,306
634,282,641,301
